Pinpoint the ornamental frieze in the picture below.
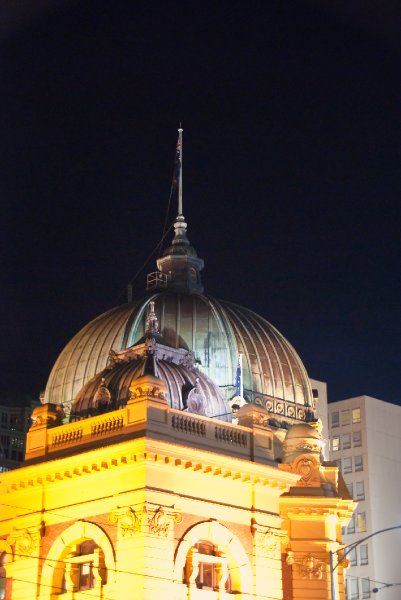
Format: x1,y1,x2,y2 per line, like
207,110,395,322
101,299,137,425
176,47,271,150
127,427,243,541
109,504,182,538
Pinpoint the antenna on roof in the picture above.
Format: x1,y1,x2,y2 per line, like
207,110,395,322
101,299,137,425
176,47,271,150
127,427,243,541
177,125,183,216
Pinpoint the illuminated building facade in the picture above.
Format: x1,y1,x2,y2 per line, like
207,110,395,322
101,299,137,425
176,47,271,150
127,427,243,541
0,134,354,599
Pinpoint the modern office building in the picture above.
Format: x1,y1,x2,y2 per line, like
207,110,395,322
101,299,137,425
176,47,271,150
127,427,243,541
0,393,38,472
328,395,401,600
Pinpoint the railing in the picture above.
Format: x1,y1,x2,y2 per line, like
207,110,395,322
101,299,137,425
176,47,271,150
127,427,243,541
171,414,206,437
49,409,127,449
41,405,259,463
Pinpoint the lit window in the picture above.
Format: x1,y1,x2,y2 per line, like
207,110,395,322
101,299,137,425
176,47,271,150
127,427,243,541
331,411,339,428
343,457,352,474
359,544,368,565
357,512,367,533
353,431,362,447
332,436,340,452
341,410,350,426
185,540,232,593
361,577,371,598
346,482,353,498
356,481,365,500
354,455,363,471
342,433,351,449
352,408,361,423
348,547,357,566
347,515,355,534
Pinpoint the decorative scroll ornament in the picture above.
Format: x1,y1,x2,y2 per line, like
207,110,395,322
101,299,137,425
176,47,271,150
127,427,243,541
109,504,182,538
286,552,324,579
7,527,41,560
252,523,289,559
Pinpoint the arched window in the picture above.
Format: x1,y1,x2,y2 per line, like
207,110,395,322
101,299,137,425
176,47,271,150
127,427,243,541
0,551,8,600
184,539,231,592
61,538,107,594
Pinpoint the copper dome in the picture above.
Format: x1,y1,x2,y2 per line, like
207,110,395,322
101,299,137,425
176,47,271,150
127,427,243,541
44,208,313,423
45,291,313,417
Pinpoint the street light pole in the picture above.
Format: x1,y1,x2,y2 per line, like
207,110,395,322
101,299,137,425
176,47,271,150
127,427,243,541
329,524,401,600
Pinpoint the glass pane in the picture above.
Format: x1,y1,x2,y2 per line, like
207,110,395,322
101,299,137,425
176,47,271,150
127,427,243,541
341,410,350,426
342,433,351,449
356,481,365,500
343,457,352,474
196,562,215,589
79,562,93,590
360,544,368,565
352,408,361,423
357,513,367,533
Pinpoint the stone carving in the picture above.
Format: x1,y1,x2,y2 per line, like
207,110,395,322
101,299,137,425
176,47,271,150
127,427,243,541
7,527,41,559
30,404,62,429
286,552,324,579
179,350,196,370
252,523,288,559
109,504,182,538
184,379,206,416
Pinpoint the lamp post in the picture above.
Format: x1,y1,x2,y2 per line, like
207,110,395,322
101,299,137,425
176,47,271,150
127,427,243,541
372,581,401,594
329,524,401,600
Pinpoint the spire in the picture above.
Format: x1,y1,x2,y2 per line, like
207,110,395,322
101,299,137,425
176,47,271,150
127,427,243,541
177,125,183,216
147,127,204,294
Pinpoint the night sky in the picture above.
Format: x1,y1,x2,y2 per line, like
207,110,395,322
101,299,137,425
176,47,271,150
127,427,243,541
1,1,400,405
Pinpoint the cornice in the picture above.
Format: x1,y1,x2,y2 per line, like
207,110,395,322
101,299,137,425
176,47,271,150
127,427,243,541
0,436,299,495
279,495,355,519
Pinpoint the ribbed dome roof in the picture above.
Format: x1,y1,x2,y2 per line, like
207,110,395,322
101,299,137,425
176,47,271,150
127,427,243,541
70,354,230,422
44,292,313,414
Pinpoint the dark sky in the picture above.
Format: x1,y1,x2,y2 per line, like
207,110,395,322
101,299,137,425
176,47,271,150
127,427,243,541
1,1,400,405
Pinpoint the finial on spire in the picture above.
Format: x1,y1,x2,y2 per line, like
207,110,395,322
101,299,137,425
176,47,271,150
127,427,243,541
177,126,183,216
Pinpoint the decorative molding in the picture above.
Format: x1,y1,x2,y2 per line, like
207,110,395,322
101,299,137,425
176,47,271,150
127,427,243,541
252,523,288,558
286,552,324,579
7,526,42,560
109,504,182,538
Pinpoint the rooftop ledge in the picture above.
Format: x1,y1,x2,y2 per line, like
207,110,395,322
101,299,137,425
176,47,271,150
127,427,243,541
25,393,277,467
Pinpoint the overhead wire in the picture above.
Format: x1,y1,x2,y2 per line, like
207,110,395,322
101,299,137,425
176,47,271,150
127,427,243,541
114,132,180,304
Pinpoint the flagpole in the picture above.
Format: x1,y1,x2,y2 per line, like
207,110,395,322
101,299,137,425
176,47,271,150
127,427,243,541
178,126,183,216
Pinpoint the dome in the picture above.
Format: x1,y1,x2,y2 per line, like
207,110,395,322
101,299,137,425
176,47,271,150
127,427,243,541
70,351,230,422
43,159,313,424
45,288,312,419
